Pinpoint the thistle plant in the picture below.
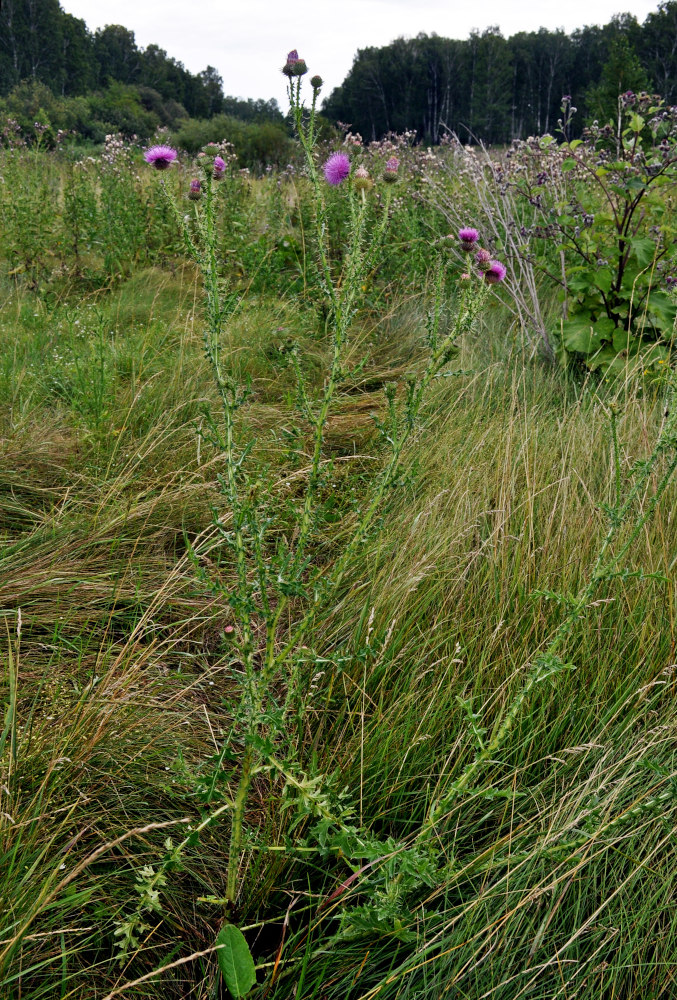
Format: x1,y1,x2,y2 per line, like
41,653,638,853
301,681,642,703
135,53,498,987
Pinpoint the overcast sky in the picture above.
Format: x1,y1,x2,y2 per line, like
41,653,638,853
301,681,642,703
61,0,661,109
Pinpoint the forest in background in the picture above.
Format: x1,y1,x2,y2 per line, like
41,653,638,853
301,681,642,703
0,0,289,162
324,4,677,143
1,0,677,156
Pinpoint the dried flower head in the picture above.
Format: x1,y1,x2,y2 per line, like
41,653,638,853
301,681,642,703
143,145,177,170
323,152,350,186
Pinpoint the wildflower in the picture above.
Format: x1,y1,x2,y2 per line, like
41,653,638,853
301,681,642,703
310,75,323,90
283,49,308,77
459,227,479,252
188,178,201,201
484,260,507,284
383,156,399,183
213,156,226,180
459,272,472,284
323,152,350,186
475,248,492,271
353,166,373,192
143,145,177,170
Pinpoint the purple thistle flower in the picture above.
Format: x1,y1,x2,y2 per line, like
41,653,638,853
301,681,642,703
287,50,299,64
213,156,226,179
484,260,507,284
188,178,201,201
459,227,479,251
323,152,350,186
143,145,177,170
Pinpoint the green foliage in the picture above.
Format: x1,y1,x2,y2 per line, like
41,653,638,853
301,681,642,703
216,925,257,998
3,55,677,1000
505,96,677,371
323,11,666,143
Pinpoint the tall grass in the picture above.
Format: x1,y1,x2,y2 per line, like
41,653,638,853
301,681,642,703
1,134,676,999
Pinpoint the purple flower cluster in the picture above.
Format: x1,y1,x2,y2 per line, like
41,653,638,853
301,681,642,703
457,228,507,285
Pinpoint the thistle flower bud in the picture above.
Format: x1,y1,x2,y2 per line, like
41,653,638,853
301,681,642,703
475,248,492,271
310,75,323,90
353,166,373,192
383,156,399,183
283,50,308,77
188,178,202,201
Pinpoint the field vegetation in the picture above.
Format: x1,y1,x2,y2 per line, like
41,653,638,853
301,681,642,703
1,76,677,1000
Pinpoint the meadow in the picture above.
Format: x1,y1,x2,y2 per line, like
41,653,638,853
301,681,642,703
2,85,677,1000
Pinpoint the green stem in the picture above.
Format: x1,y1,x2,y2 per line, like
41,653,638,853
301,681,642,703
226,747,254,907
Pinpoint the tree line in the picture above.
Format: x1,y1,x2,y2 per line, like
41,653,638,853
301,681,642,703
3,0,677,151
323,4,677,143
0,0,285,151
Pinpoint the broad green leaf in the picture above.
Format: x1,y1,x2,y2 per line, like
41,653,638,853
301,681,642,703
647,290,677,329
594,270,613,294
561,318,602,354
612,327,639,354
628,113,645,133
629,238,657,268
567,273,592,294
588,345,626,372
561,158,576,172
216,925,257,998
594,317,617,340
